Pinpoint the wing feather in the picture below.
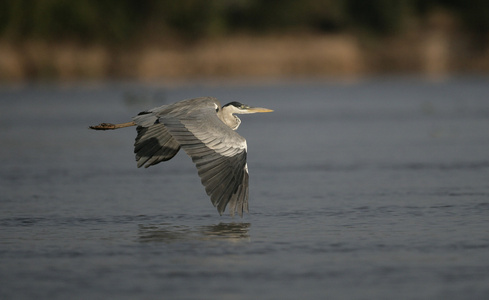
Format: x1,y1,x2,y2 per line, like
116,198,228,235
134,124,181,168
157,97,249,216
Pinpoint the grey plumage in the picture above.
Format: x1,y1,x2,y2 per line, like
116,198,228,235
90,96,272,216
134,123,180,168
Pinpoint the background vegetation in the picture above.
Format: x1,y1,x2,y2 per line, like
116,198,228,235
1,0,488,42
1,0,489,80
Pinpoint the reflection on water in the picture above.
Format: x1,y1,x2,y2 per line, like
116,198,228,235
138,222,251,243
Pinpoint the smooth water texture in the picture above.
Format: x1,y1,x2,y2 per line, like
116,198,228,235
1,78,489,299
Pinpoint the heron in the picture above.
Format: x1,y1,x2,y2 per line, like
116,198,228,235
90,97,273,216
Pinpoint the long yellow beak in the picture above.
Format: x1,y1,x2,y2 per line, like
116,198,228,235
247,107,274,113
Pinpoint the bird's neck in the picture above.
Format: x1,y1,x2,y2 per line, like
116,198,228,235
218,112,241,130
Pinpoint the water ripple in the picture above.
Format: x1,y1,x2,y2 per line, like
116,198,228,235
138,222,251,243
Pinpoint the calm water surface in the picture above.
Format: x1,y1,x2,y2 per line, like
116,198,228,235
1,78,489,299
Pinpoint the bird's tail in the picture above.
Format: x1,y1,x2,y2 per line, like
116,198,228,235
89,121,136,130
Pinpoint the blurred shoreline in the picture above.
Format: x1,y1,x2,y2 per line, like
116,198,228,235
1,32,489,82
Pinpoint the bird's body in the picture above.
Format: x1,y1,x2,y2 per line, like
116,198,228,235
90,97,272,216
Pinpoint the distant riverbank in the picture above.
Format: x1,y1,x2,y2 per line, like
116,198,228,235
1,32,488,82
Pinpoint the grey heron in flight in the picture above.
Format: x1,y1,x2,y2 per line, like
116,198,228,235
90,97,273,216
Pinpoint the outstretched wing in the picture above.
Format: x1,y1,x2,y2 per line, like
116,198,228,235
133,110,181,168
157,97,249,216
134,123,181,168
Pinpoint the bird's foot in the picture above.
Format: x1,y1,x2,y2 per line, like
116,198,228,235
89,123,117,130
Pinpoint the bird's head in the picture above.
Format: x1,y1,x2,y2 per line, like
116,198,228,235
222,102,274,115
